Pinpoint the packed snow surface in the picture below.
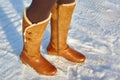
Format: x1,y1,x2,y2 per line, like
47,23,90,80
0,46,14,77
0,0,120,80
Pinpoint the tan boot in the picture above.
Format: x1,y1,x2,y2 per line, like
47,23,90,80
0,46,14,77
20,11,57,76
47,1,86,63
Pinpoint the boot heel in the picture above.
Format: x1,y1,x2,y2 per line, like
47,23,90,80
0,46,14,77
47,44,58,55
48,51,58,56
20,55,27,65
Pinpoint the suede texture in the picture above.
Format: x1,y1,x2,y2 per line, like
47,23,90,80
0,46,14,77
47,2,86,63
20,11,57,76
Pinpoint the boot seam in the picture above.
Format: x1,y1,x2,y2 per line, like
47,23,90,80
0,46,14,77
56,4,59,55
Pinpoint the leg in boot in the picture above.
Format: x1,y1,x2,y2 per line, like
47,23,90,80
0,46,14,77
20,0,57,76
47,0,86,63
27,0,57,23
57,0,75,5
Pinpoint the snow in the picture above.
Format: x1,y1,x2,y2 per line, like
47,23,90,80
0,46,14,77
0,0,120,80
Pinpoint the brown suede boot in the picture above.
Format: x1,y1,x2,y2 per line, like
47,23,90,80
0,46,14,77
47,1,86,63
20,11,57,76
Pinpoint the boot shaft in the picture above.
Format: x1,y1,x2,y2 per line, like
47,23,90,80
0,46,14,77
22,11,51,57
50,2,76,52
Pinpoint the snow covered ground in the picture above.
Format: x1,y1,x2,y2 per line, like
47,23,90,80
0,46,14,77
0,0,120,80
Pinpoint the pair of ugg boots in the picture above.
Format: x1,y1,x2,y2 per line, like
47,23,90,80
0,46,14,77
20,1,86,75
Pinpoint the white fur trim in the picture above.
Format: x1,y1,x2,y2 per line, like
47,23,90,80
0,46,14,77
23,11,32,25
61,0,76,6
23,11,51,42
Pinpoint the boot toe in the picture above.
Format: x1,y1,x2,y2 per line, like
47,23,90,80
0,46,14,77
43,66,57,76
50,67,57,75
78,54,86,63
